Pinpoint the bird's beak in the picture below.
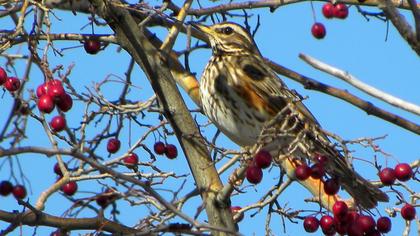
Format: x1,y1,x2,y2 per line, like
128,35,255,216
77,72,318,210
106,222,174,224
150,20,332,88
190,22,213,36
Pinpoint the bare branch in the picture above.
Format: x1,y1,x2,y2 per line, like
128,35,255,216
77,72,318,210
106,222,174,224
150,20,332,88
166,0,418,16
266,59,420,135
160,0,193,53
299,53,420,116
0,209,137,234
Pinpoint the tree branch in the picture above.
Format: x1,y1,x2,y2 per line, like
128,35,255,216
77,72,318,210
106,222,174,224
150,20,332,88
0,146,235,234
0,209,137,234
166,0,418,16
88,0,236,234
266,59,420,135
407,0,420,42
377,0,420,55
299,53,420,116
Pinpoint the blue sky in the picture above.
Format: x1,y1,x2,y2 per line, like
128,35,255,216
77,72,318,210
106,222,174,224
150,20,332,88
0,1,419,235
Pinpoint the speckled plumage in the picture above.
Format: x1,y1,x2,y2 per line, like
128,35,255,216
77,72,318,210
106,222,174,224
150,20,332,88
196,22,388,209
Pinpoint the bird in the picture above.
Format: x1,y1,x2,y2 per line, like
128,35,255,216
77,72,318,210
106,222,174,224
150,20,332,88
192,21,389,209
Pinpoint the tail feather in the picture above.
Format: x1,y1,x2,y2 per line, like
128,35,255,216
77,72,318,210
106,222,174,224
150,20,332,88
308,127,389,209
327,154,389,209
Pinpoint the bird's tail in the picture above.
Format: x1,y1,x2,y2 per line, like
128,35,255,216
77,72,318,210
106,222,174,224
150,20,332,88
326,153,389,209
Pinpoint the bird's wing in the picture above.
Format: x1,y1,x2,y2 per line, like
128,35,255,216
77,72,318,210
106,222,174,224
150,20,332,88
231,56,389,208
232,56,320,127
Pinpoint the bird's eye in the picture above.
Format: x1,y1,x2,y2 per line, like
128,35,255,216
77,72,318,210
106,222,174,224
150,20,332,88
222,27,233,35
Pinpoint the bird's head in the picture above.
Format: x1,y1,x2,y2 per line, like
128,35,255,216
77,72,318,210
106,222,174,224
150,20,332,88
192,22,261,56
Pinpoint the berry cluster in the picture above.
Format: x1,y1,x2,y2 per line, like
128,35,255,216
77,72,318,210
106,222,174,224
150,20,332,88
36,79,73,132
37,79,73,113
107,140,179,168
0,67,21,93
246,150,273,184
106,139,178,167
322,3,349,19
153,141,178,159
0,180,27,199
379,163,413,185
294,154,341,196
311,2,349,39
304,201,393,235
377,163,416,221
300,161,416,234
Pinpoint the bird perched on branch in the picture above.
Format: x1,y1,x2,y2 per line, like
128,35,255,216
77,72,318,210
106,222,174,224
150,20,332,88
193,21,388,209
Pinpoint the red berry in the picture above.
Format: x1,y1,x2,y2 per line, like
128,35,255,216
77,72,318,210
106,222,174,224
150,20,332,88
310,163,325,179
37,94,55,113
394,163,413,182
84,40,101,54
153,141,166,155
50,115,66,132
376,216,391,233
379,167,396,185
356,215,376,234
315,153,328,163
0,67,7,85
333,201,348,219
4,77,20,92
333,3,349,19
124,153,139,166
47,79,62,88
254,150,272,169
303,216,319,233
36,83,48,98
61,181,78,196
56,93,73,112
401,204,416,221
320,215,336,235
12,185,27,199
230,206,244,222
47,80,66,101
96,194,110,208
295,163,311,180
107,138,121,153
53,162,67,176
347,222,364,236
322,3,334,19
165,144,178,159
334,218,349,235
346,211,360,224
311,23,326,39
0,180,13,196
246,165,263,184
323,178,340,195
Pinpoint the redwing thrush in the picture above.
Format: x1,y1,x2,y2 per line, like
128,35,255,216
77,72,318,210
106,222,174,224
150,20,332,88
194,22,388,209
